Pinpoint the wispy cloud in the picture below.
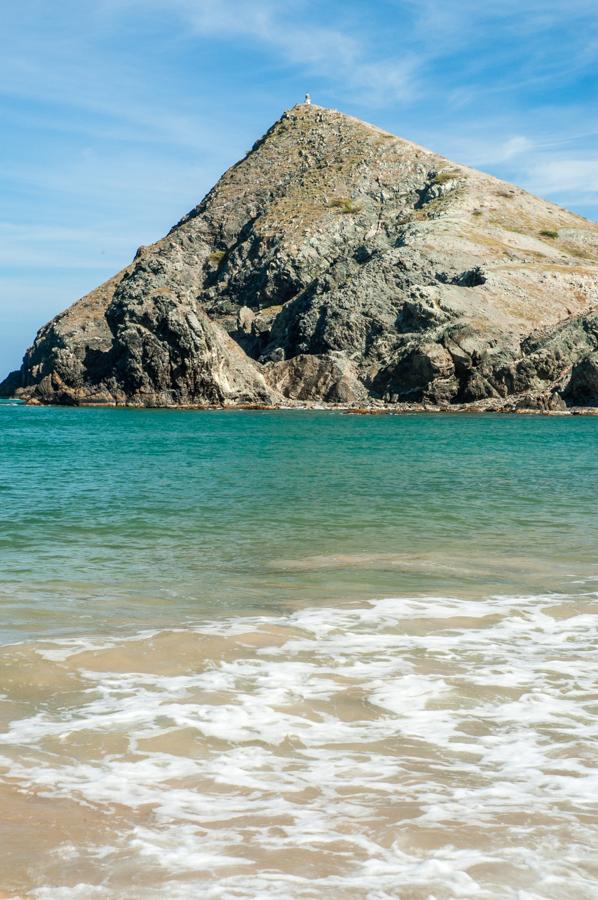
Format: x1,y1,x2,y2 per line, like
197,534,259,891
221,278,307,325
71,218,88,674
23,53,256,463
394,0,598,109
524,158,598,205
104,0,419,104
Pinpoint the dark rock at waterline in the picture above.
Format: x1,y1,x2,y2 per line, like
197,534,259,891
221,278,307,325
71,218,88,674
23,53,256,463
0,370,22,397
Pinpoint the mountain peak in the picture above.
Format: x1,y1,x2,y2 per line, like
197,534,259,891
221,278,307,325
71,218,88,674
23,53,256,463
2,106,598,410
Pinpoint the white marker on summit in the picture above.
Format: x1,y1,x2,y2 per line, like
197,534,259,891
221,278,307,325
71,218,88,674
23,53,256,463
305,93,311,105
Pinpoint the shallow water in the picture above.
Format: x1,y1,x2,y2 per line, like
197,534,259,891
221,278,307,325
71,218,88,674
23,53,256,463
0,406,597,898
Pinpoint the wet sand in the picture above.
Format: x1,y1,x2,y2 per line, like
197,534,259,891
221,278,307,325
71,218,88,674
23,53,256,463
1,591,596,898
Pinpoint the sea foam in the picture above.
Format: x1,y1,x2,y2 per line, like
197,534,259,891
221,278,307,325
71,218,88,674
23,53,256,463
0,591,597,898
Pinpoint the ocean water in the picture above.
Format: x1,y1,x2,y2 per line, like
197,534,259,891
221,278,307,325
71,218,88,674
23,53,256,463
0,403,597,898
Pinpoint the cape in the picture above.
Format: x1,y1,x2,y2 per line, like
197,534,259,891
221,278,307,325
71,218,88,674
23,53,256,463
3,104,598,410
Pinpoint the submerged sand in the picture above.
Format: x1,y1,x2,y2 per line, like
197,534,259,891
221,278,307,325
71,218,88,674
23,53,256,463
1,590,596,898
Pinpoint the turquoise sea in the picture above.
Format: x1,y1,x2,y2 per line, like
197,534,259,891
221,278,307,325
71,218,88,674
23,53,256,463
1,404,597,898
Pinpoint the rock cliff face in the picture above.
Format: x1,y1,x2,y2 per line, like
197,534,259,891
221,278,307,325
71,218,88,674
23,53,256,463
3,104,598,408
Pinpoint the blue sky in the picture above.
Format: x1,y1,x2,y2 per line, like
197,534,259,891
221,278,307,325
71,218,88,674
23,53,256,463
1,0,597,373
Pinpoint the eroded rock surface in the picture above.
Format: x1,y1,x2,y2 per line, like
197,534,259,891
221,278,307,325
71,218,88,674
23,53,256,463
2,104,598,408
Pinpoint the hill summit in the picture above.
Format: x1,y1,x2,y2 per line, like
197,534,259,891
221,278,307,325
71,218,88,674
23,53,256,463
3,103,598,410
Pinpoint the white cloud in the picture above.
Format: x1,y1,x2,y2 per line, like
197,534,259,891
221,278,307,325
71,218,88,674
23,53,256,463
461,135,535,167
107,0,418,104
499,136,534,160
525,158,598,196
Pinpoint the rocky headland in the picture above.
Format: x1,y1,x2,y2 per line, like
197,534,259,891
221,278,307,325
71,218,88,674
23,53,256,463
2,104,598,411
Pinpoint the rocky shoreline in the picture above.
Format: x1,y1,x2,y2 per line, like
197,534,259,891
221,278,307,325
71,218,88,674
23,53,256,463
15,394,598,415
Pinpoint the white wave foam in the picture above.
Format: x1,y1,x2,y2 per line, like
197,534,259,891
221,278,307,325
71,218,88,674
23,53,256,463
1,592,597,898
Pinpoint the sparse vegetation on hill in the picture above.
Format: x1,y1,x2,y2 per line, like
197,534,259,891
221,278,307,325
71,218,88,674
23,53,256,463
330,197,362,214
2,103,597,410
